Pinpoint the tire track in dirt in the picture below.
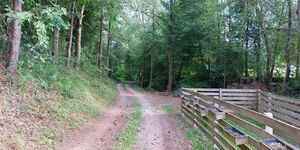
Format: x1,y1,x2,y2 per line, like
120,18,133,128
55,84,134,150
125,85,191,150
56,84,191,150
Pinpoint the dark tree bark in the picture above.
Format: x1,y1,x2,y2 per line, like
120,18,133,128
53,27,60,57
148,53,153,88
243,0,249,78
106,20,112,75
258,3,271,83
7,0,22,75
97,7,104,69
283,0,292,86
254,4,262,82
76,6,85,67
167,0,174,93
67,1,75,64
270,5,285,81
297,0,300,79
148,7,155,89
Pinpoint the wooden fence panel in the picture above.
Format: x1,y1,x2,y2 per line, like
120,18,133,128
258,91,300,128
181,89,300,150
187,88,258,110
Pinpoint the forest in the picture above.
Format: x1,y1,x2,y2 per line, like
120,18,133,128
0,0,300,96
1,0,300,149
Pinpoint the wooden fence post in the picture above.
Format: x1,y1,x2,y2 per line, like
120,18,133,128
264,112,273,134
257,90,261,113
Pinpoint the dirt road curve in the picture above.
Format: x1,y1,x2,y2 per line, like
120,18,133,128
56,84,190,150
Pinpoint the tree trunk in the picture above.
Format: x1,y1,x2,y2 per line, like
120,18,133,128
258,3,271,84
7,0,22,75
106,20,112,75
283,0,292,86
97,7,104,69
167,0,174,93
270,5,285,81
297,0,300,79
76,6,85,67
67,1,75,64
148,53,153,88
243,1,249,78
53,27,60,57
148,7,155,89
255,4,262,82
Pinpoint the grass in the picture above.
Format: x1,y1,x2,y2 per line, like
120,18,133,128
180,123,215,150
238,115,264,129
0,59,117,149
162,104,214,150
115,102,142,150
162,104,178,114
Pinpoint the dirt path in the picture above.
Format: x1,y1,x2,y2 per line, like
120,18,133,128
56,84,134,150
56,84,190,150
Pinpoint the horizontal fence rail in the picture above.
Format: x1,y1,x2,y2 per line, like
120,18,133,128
185,88,258,110
258,90,300,128
181,88,300,150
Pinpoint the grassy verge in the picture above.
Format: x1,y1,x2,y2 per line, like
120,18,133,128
180,123,215,150
162,105,214,150
162,104,178,114
0,60,117,149
115,103,142,150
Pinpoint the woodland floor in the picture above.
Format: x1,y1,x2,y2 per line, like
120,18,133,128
56,84,191,150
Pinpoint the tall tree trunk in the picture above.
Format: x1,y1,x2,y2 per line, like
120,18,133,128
106,20,112,75
7,0,22,75
53,27,60,57
97,7,104,69
283,0,292,86
148,7,155,89
270,5,285,80
148,53,153,88
76,6,85,67
167,0,174,93
257,3,271,84
243,0,249,77
255,4,262,81
297,0,300,79
67,1,75,64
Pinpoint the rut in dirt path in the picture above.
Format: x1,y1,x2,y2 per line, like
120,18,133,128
56,84,135,150
125,85,191,150
56,84,190,150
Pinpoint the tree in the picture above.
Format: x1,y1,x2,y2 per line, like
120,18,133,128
167,0,174,92
106,19,112,75
97,6,104,69
76,5,85,67
297,0,300,79
7,0,22,75
53,26,60,57
67,1,76,64
283,0,292,86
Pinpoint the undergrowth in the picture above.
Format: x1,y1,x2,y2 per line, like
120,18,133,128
0,55,117,149
162,104,215,150
115,102,141,150
162,104,179,114
180,123,215,150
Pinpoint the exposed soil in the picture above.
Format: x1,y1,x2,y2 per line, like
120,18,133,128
55,84,134,150
56,84,191,150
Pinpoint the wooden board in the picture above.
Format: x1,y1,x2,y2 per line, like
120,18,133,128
183,89,300,146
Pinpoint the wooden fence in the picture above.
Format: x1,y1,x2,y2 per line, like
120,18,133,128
181,88,300,150
186,88,258,110
258,90,300,128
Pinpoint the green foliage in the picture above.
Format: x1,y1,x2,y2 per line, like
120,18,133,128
180,123,215,150
3,7,33,22
162,105,178,114
115,103,141,150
